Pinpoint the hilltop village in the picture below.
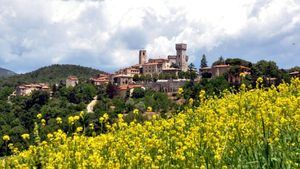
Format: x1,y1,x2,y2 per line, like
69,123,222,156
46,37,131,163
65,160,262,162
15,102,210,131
2,43,300,160
12,43,300,97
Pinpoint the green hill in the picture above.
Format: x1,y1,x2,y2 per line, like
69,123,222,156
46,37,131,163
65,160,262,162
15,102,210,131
0,64,107,87
0,67,16,78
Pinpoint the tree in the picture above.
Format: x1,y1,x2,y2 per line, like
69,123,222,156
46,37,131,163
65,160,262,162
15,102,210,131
212,56,225,66
106,83,117,99
202,76,230,96
170,63,179,68
225,58,252,67
252,60,279,78
289,66,300,73
188,63,197,81
132,88,145,99
200,54,208,68
178,71,187,79
0,87,14,100
133,74,140,82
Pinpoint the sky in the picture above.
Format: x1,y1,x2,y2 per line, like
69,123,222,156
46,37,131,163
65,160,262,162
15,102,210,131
0,0,299,73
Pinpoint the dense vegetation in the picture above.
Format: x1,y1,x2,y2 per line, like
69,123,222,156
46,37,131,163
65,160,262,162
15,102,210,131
0,81,175,156
0,64,106,87
1,78,299,168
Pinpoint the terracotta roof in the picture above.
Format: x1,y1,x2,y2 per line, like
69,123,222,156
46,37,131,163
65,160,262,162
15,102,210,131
118,86,128,90
289,71,299,75
91,78,109,82
128,84,143,89
113,74,133,78
213,64,230,68
67,76,78,80
162,68,180,71
200,67,212,70
142,62,159,66
239,65,251,70
17,83,49,89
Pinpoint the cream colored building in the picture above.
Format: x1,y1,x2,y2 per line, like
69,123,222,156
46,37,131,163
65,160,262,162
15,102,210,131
138,43,189,75
66,76,78,88
16,83,50,96
112,43,189,85
112,74,133,86
90,74,110,86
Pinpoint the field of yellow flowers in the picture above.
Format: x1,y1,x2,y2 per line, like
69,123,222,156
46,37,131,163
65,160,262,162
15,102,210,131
2,78,300,168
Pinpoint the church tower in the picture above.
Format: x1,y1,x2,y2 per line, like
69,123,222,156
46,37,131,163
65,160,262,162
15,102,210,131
175,43,188,71
139,50,147,65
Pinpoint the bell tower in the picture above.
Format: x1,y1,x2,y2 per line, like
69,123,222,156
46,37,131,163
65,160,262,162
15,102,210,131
139,49,147,65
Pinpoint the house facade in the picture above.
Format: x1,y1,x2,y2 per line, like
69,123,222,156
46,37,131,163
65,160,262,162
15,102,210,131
16,83,50,96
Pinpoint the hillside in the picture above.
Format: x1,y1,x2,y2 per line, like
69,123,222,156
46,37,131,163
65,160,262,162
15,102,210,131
0,67,16,78
0,64,107,87
1,78,299,168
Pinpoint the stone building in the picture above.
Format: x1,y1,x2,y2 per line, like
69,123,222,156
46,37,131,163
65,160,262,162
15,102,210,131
175,43,189,71
200,64,230,78
112,74,133,86
115,67,140,76
112,43,189,86
66,76,78,88
142,63,162,75
90,74,110,86
228,66,251,84
16,83,50,96
212,65,231,77
137,43,189,75
144,79,188,93
139,49,147,65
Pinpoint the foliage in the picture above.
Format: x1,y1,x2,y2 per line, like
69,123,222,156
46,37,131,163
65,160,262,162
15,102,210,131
0,64,105,87
225,58,252,67
2,78,300,168
187,63,197,81
200,54,208,68
132,88,145,99
252,60,280,78
289,66,300,73
212,56,225,66
106,83,118,99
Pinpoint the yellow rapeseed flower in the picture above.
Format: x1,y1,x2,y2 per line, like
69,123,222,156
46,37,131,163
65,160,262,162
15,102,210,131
21,134,30,140
133,109,139,115
37,113,42,119
56,117,62,124
3,135,10,141
41,119,46,126
76,127,83,133
178,87,184,95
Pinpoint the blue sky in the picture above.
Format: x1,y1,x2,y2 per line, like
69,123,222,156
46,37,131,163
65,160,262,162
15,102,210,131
0,0,299,73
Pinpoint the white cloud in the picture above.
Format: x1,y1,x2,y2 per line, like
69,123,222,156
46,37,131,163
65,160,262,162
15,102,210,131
0,0,299,73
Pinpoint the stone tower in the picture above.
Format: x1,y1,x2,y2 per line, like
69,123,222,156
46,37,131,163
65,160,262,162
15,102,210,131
139,50,147,65
175,43,188,71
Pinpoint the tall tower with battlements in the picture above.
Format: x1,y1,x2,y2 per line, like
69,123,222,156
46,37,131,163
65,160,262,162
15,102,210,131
139,50,147,65
175,43,188,71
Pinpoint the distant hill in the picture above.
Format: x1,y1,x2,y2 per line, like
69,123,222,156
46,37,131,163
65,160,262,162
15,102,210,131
0,64,107,87
0,67,16,78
